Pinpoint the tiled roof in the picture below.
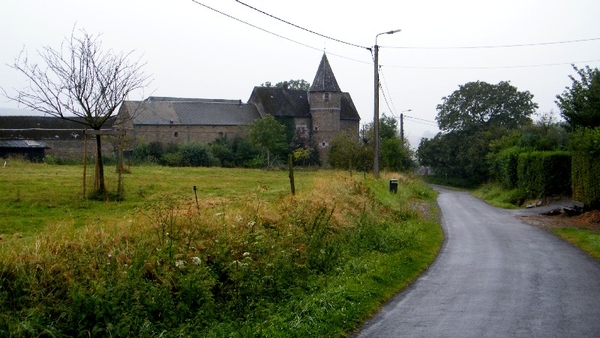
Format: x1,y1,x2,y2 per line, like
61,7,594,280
310,53,341,92
122,99,261,126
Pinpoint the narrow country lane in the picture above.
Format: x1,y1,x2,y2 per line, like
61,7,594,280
355,187,600,338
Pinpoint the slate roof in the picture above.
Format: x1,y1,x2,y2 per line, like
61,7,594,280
0,139,48,149
247,88,360,121
121,98,261,126
0,116,114,129
310,53,341,92
248,87,310,118
0,116,114,140
340,93,360,120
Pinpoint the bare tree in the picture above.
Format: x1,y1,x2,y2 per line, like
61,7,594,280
4,28,151,196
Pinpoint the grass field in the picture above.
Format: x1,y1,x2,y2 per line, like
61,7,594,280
0,160,443,337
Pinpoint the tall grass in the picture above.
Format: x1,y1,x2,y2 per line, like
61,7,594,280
0,162,442,337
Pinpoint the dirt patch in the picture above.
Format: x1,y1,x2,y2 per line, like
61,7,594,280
517,208,600,232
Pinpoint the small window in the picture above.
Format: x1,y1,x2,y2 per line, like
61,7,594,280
218,131,224,138
174,131,179,137
324,92,330,101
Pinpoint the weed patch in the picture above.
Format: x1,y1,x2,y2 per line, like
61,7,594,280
0,165,442,336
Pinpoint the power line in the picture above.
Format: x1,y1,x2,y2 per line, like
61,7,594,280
191,1,317,50
378,66,399,116
382,59,600,70
404,115,437,126
191,1,598,70
381,37,600,50
234,0,369,50
190,0,372,65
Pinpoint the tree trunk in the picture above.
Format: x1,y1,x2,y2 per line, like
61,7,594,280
95,134,106,194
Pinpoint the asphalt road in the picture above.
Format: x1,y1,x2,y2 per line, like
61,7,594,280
355,187,600,338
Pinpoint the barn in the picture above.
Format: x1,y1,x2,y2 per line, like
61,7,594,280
117,53,361,164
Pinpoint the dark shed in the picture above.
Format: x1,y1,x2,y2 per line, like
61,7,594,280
0,140,49,162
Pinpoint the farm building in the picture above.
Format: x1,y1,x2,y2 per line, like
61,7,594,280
0,116,117,161
117,53,361,163
0,139,48,162
0,53,361,164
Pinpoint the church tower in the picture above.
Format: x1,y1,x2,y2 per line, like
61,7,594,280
309,53,343,165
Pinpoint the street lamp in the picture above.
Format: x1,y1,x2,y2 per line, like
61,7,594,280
374,29,401,179
399,109,412,147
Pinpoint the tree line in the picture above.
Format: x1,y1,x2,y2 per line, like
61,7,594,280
416,65,600,207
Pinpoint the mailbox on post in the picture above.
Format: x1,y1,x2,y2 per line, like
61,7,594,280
389,179,398,194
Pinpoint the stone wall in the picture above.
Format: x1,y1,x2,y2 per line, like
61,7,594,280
132,125,249,145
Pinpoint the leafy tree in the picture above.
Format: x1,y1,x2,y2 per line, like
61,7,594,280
328,131,372,172
436,81,537,133
556,65,600,129
328,131,361,169
361,115,414,172
261,79,311,91
3,28,150,196
418,81,537,185
381,138,414,172
379,114,399,140
249,115,288,167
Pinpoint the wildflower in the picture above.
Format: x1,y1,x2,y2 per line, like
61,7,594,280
243,252,251,257
175,260,185,269
192,257,202,266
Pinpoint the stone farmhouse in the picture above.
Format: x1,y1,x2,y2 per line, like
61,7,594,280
116,53,360,164
0,54,360,164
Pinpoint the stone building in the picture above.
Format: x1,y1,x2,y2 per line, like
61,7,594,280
0,54,360,164
0,116,115,160
117,53,360,164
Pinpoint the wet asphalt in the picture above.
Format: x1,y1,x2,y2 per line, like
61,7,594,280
355,187,600,338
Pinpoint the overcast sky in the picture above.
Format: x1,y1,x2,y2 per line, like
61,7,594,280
2,0,599,147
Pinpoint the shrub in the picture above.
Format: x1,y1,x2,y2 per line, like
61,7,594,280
517,151,571,198
493,146,521,189
178,142,217,167
570,127,600,208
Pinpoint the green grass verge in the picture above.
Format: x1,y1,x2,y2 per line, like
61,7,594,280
472,183,524,209
553,228,600,261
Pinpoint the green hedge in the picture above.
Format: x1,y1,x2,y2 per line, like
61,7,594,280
517,151,572,199
570,128,600,208
493,146,521,189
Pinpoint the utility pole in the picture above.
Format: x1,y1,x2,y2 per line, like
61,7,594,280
400,113,404,147
397,109,411,148
373,29,401,179
373,43,380,179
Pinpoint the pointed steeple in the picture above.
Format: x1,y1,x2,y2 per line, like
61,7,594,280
310,53,341,92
